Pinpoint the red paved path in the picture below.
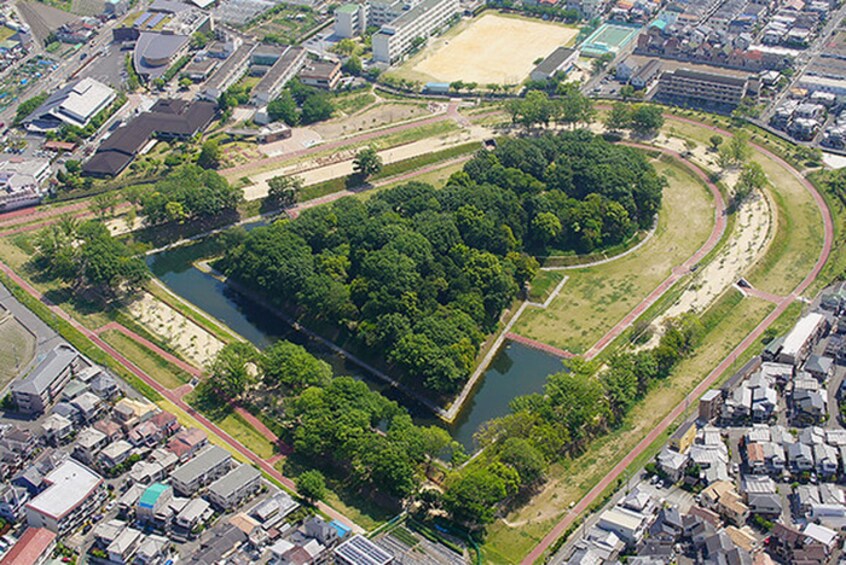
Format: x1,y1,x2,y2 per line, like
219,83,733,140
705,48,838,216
0,264,361,532
505,333,574,358
95,321,203,378
582,142,727,359
521,117,834,564
743,286,788,304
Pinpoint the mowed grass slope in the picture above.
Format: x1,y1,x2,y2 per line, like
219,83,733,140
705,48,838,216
512,158,715,354
482,293,776,563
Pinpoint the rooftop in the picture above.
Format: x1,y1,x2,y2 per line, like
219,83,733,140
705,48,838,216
25,459,102,520
11,344,79,397
334,534,393,565
171,445,230,485
208,464,260,499
0,527,56,565
139,483,170,509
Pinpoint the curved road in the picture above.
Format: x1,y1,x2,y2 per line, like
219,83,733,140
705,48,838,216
521,117,834,565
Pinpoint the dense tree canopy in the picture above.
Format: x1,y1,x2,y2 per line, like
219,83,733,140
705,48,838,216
141,164,242,225
221,131,664,394
34,218,149,297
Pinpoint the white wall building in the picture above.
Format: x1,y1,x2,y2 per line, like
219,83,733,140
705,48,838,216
367,0,458,63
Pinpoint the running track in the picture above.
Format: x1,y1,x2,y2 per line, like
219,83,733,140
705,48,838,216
521,116,834,564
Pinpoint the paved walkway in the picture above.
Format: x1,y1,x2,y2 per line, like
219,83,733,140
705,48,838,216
0,263,362,533
222,100,462,177
521,117,834,565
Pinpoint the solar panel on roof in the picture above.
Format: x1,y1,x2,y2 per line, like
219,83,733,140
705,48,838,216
146,13,166,28
134,12,152,27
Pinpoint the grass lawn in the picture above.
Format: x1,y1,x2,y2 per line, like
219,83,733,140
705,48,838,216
512,157,715,354
482,293,776,563
333,91,377,116
0,237,113,330
215,411,276,460
99,329,190,390
660,116,824,297
276,458,396,531
0,316,35,390
742,152,824,296
527,270,566,303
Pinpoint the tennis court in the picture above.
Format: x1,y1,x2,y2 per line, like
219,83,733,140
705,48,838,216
581,22,641,57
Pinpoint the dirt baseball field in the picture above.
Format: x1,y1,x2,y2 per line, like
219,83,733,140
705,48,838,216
399,13,579,85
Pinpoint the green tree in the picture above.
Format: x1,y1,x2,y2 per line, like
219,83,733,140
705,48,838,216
619,85,636,100
14,92,47,125
709,134,724,152
629,105,664,136
261,340,332,390
296,469,327,502
266,175,302,207
267,91,300,125
443,467,508,527
300,94,334,124
734,161,768,206
498,437,547,486
206,342,258,401
352,146,382,179
332,38,357,56
342,55,362,76
604,102,631,132
197,140,221,170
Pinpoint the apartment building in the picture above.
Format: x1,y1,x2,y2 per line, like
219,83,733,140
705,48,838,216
11,344,86,415
655,68,750,110
170,445,231,496
206,464,261,510
25,459,105,535
250,45,307,106
371,0,459,63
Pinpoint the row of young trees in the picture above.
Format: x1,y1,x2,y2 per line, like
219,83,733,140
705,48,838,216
442,314,704,528
219,131,664,394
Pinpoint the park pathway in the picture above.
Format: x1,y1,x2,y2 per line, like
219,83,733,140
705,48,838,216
0,261,363,533
521,117,834,565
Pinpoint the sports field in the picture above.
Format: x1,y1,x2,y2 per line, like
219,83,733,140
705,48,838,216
395,13,579,85
581,22,640,57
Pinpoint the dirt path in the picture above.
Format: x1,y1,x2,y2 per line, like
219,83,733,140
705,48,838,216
522,116,834,565
243,127,486,201
124,291,224,369
0,259,364,533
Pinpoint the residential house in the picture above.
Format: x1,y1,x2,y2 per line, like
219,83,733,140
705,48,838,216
99,440,134,470
0,483,29,522
657,448,688,482
166,427,207,462
598,507,650,545
73,427,109,465
669,421,697,453
787,442,814,473
40,413,73,445
70,391,104,424
334,535,394,565
170,445,231,496
206,464,261,510
136,483,173,526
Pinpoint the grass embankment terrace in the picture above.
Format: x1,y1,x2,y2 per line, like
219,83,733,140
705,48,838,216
99,329,191,390
513,157,716,354
481,120,832,564
298,141,481,202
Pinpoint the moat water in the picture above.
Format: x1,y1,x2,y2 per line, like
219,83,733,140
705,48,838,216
147,239,564,450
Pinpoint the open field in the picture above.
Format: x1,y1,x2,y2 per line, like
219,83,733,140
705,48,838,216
393,13,578,85
0,314,35,390
513,157,715,354
99,329,190,390
482,293,776,563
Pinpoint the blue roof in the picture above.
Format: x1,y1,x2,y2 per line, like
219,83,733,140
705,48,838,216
330,520,351,538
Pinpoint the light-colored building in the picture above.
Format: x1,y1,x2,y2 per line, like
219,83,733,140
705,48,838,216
11,344,84,415
23,78,117,132
25,459,105,534
136,483,173,524
530,47,579,82
0,157,51,212
170,445,231,496
779,312,828,366
250,46,307,106
371,0,459,63
656,68,750,110
299,60,342,90
207,464,261,510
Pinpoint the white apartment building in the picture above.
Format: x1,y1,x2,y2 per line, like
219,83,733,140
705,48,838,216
371,0,459,63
